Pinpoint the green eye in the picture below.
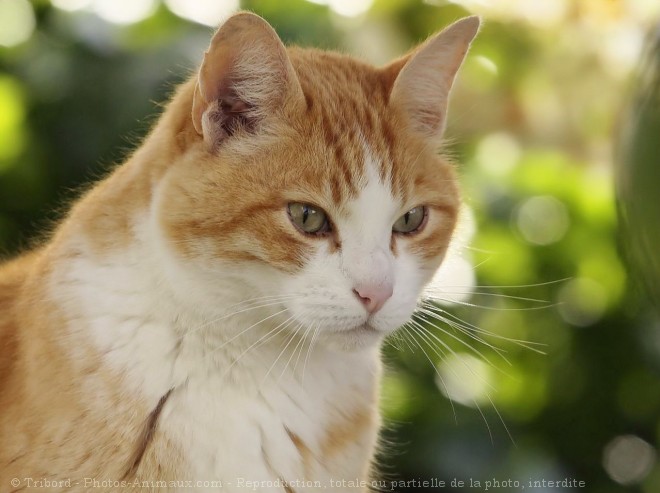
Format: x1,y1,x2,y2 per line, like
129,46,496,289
287,203,330,234
393,206,427,234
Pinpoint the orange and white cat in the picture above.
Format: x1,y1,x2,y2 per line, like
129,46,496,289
0,11,478,492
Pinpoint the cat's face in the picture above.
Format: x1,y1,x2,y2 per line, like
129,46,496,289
157,13,478,351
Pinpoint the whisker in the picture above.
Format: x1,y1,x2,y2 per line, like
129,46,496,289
276,322,307,383
400,322,458,425
396,326,419,354
191,296,299,334
301,323,321,387
290,322,315,377
428,291,550,304
437,278,571,290
421,302,546,354
412,311,525,445
217,314,297,378
410,322,503,439
413,309,509,374
210,307,289,353
474,398,494,445
412,314,498,441
409,320,498,392
486,393,516,447
417,305,512,363
428,297,561,312
383,332,406,352
263,320,303,385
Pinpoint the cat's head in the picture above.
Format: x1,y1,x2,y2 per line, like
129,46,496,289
156,12,479,351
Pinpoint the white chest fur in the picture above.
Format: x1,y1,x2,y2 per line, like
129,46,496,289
52,243,381,491
161,344,379,492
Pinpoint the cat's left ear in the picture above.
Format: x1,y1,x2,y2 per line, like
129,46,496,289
192,12,305,149
385,16,480,143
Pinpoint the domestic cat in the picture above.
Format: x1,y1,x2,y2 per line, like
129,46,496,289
0,11,478,492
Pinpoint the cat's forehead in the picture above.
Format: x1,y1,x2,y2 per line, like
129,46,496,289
287,48,415,205
290,49,392,145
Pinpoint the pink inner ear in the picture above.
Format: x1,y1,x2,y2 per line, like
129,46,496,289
221,97,250,115
191,12,306,143
386,16,479,142
415,107,444,135
199,87,258,147
199,52,233,102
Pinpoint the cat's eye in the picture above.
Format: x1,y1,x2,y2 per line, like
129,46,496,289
288,203,330,235
392,206,427,234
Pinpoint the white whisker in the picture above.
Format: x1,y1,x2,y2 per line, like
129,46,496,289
438,278,570,290
429,297,561,312
218,314,297,378
400,322,457,424
429,291,550,304
196,296,297,330
421,302,546,354
417,305,512,363
210,307,289,353
410,320,498,393
263,320,303,385
474,398,494,445
486,393,516,446
301,323,321,388
413,310,508,375
290,322,314,377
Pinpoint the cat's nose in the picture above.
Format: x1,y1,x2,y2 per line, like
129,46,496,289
353,283,393,314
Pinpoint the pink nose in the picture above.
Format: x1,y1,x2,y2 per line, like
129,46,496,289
353,283,394,314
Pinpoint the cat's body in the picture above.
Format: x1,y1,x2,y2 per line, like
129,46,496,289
0,13,478,492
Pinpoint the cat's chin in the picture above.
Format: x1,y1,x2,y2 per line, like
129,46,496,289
322,323,386,352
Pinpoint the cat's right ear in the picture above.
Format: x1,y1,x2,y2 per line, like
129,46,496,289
384,16,480,145
192,12,305,149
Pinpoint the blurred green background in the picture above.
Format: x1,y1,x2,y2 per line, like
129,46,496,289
1,0,659,492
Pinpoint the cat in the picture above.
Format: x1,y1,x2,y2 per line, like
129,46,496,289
0,11,478,492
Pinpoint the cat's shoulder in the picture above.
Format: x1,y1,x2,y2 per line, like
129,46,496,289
0,251,42,371
0,250,41,294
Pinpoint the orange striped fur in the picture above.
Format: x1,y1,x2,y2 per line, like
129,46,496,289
0,12,478,492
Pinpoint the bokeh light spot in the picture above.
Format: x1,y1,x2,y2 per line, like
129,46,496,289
436,353,492,407
306,0,373,18
92,0,157,25
516,195,569,245
558,278,607,327
51,0,92,11
476,132,521,176
165,0,239,27
0,0,35,47
425,256,475,305
603,435,656,485
0,76,27,168
379,371,414,421
474,55,498,75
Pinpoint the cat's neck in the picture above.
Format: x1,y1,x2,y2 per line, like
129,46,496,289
37,88,380,401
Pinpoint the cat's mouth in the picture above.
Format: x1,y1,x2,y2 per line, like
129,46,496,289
345,323,380,336
328,323,384,351
327,322,379,336
357,323,377,331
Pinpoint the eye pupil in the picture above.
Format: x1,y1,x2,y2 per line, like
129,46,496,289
393,206,427,234
288,203,330,235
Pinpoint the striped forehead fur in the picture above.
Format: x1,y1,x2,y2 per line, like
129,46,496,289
286,48,441,208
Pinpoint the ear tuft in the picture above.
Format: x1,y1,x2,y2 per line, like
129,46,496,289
386,16,481,143
192,12,304,149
